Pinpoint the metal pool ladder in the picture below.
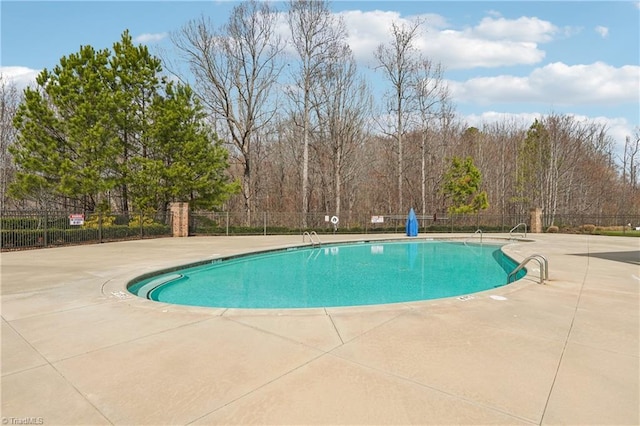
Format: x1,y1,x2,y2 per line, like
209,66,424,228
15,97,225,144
508,254,548,284
302,231,322,246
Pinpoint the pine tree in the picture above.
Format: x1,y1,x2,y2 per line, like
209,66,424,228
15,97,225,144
442,156,489,215
10,31,238,212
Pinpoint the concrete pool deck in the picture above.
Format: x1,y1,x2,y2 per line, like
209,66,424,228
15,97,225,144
1,233,638,425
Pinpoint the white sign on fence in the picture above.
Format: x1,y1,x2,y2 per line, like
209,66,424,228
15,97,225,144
371,215,384,224
69,214,85,226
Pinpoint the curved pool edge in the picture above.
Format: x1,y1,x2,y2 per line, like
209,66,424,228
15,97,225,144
112,235,537,314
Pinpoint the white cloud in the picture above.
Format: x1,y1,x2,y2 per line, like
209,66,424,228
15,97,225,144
134,32,168,44
472,15,558,42
595,25,609,38
530,62,639,103
450,62,640,105
337,10,405,66
449,75,531,104
338,10,554,70
278,9,558,70
0,66,40,90
425,32,545,69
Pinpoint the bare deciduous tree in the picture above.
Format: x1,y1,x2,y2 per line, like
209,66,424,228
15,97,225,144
374,19,423,213
171,0,283,225
413,58,448,217
0,76,20,209
287,0,347,226
476,119,525,224
622,130,640,189
311,44,371,221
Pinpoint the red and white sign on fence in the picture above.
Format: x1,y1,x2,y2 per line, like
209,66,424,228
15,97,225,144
69,214,85,226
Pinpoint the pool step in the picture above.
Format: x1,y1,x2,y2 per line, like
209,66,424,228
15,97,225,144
137,274,183,299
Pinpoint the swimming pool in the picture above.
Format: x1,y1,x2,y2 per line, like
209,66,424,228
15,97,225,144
128,240,524,309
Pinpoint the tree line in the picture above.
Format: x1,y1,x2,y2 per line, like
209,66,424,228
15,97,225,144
1,0,639,228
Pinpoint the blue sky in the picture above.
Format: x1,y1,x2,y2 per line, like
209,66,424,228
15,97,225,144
2,1,639,158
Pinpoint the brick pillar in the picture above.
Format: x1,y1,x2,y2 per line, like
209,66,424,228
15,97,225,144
529,207,542,233
170,202,189,237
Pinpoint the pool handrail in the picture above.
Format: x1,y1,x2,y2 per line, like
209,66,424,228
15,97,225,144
510,223,528,239
464,229,483,245
508,254,548,284
302,231,322,246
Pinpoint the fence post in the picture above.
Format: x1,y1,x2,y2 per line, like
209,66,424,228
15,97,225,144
263,211,267,236
43,211,48,248
98,213,103,243
169,203,189,237
225,211,229,236
139,211,143,239
530,207,543,233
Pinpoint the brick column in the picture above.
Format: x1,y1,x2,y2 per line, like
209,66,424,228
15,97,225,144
170,202,189,237
529,207,542,233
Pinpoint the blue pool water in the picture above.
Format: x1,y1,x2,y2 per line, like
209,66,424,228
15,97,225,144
128,240,524,309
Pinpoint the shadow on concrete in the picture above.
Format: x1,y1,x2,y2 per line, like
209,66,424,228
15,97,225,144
572,251,640,265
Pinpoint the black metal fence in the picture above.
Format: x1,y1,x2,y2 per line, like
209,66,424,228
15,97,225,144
188,211,532,235
1,210,171,251
2,209,638,251
188,211,640,236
